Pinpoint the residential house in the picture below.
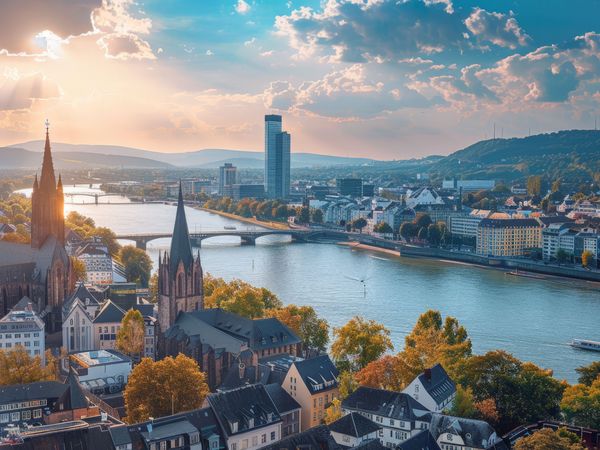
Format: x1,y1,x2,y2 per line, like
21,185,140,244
428,414,507,450
328,412,381,447
62,284,100,353
342,386,431,447
261,425,339,450
476,218,542,257
397,430,442,450
93,300,125,350
265,383,301,438
76,237,126,285
402,364,456,413
405,188,445,209
208,384,282,450
282,355,339,431
70,349,132,394
0,297,45,364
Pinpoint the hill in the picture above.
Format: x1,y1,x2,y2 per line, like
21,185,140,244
12,141,377,168
0,147,172,169
431,130,600,183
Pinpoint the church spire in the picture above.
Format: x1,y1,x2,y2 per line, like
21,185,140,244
39,119,56,191
169,182,193,275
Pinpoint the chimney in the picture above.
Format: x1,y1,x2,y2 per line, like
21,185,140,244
239,362,245,379
424,368,432,381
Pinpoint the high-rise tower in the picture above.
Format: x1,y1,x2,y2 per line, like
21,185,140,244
31,121,65,249
264,114,291,199
158,183,203,332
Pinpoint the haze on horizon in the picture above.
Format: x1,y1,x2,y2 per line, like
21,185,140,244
0,0,599,159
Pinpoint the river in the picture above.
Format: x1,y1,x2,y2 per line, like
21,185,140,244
56,188,600,383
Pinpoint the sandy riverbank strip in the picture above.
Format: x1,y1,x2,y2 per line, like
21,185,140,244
193,207,291,230
337,241,401,257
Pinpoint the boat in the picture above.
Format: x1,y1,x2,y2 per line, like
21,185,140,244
570,339,600,352
223,226,237,230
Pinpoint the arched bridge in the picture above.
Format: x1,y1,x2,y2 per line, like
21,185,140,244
115,229,350,250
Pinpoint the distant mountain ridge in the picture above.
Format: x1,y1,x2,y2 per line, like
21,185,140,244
9,141,377,168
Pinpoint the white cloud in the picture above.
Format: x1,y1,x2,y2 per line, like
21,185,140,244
0,71,61,111
235,0,251,14
465,8,530,49
206,49,214,56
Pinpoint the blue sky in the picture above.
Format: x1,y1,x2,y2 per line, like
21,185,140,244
0,0,599,158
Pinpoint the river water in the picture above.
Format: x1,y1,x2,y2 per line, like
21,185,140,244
58,190,600,383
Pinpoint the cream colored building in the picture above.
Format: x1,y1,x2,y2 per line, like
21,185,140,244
476,218,541,257
282,355,339,431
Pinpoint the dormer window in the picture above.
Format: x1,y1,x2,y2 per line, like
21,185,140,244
248,418,254,428
230,421,238,433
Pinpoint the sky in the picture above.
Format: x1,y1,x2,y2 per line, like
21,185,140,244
0,0,599,159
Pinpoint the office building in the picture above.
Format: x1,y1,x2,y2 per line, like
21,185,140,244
336,179,363,198
264,115,291,199
219,163,238,197
232,184,266,200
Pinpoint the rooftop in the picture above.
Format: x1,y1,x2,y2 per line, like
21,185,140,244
71,349,130,368
329,412,381,438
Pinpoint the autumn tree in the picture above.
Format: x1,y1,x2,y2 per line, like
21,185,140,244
352,217,368,233
324,397,343,424
296,206,310,224
148,273,159,303
124,354,209,423
331,316,393,372
399,222,416,240
449,385,477,418
514,428,585,450
374,222,393,235
576,361,600,386
527,175,542,197
355,354,403,391
93,227,121,256
0,347,57,386
581,250,594,268
265,305,329,354
70,256,87,283
116,309,145,358
458,350,565,433
561,376,600,429
338,371,358,399
119,245,153,287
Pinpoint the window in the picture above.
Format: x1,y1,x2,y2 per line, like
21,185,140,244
231,443,237,450
261,434,266,444
21,410,31,420
270,432,276,441
0,413,9,423
33,409,41,419
11,412,20,421
160,442,167,450
241,439,248,450
190,433,200,445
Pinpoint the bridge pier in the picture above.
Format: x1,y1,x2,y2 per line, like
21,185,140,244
135,239,147,250
240,237,256,246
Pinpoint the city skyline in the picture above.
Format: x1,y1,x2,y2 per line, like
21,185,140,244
0,0,599,159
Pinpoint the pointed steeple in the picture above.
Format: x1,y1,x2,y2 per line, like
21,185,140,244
169,182,194,275
39,120,57,191
33,174,38,191
57,174,63,191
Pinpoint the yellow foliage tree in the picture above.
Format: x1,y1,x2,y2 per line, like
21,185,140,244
116,309,145,358
0,347,58,386
124,354,209,423
514,428,585,450
265,304,329,353
561,375,600,429
323,397,342,424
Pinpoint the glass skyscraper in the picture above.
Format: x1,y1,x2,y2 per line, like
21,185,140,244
264,114,291,199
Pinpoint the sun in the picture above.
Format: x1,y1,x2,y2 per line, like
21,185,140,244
33,30,65,59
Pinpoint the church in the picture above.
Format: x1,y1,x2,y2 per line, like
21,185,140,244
0,125,73,332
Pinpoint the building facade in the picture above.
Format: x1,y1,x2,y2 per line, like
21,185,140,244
402,364,456,413
219,163,238,197
0,298,45,364
158,184,204,333
264,115,291,199
476,218,542,257
337,179,363,198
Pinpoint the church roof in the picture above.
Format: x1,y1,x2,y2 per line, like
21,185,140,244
55,370,89,411
169,183,194,276
0,236,67,284
39,128,57,192
93,300,126,324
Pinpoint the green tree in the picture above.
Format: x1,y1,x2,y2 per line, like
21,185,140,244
561,376,600,429
374,222,393,235
527,175,542,196
331,316,393,372
556,248,569,265
70,256,87,283
352,217,368,233
576,361,600,386
458,350,565,433
119,245,153,287
124,354,209,423
581,250,594,268
312,208,324,224
449,385,477,418
297,206,310,224
116,309,146,358
148,273,159,303
514,428,585,450
338,371,358,399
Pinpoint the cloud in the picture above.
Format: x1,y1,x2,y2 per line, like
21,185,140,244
465,8,530,49
429,64,498,109
276,0,469,62
235,0,251,15
0,0,100,55
0,71,61,111
97,33,155,60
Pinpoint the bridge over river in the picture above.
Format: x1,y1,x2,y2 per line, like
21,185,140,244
116,229,352,249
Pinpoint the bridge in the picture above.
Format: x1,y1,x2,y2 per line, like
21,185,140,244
115,229,350,250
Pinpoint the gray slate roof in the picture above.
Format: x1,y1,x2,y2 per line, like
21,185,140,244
343,386,430,421
397,430,442,450
429,413,502,449
264,383,301,415
0,381,67,404
418,364,456,405
328,412,381,438
93,300,125,324
169,183,194,276
293,355,339,395
262,425,339,450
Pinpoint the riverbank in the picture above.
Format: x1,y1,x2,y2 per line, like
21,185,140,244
193,207,291,230
338,241,401,257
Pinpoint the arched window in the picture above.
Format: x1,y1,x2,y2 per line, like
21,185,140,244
177,273,184,297
194,272,201,294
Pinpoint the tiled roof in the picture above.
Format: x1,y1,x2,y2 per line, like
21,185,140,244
328,412,381,438
293,355,339,395
264,383,301,414
417,364,456,405
262,425,339,450
397,430,441,450
479,218,540,228
0,381,67,404
343,386,429,421
429,414,502,449
93,300,125,324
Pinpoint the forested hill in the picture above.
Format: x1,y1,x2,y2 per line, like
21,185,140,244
431,130,600,183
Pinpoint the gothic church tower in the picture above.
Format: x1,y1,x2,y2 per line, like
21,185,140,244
158,183,203,332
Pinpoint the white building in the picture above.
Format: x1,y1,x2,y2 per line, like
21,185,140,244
450,211,489,238
442,179,495,192
328,412,381,447
76,238,125,285
405,187,445,209
62,284,101,353
402,364,456,413
429,414,504,450
70,349,132,394
542,223,576,260
0,297,45,364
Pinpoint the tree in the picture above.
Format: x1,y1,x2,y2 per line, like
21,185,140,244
527,175,542,197
119,245,153,287
338,371,358,399
311,209,324,224
374,222,393,235
556,248,569,265
331,316,393,372
355,355,403,391
415,213,432,230
116,309,145,358
514,428,585,450
265,305,329,354
551,179,562,193
324,397,342,424
148,273,159,303
93,227,121,256
458,350,565,433
581,250,594,268
204,276,282,318
124,354,209,423
561,376,600,429
427,223,441,246
0,347,57,385
449,385,477,418
70,256,87,283
297,206,310,224
399,222,416,240
576,361,600,386
352,217,368,233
